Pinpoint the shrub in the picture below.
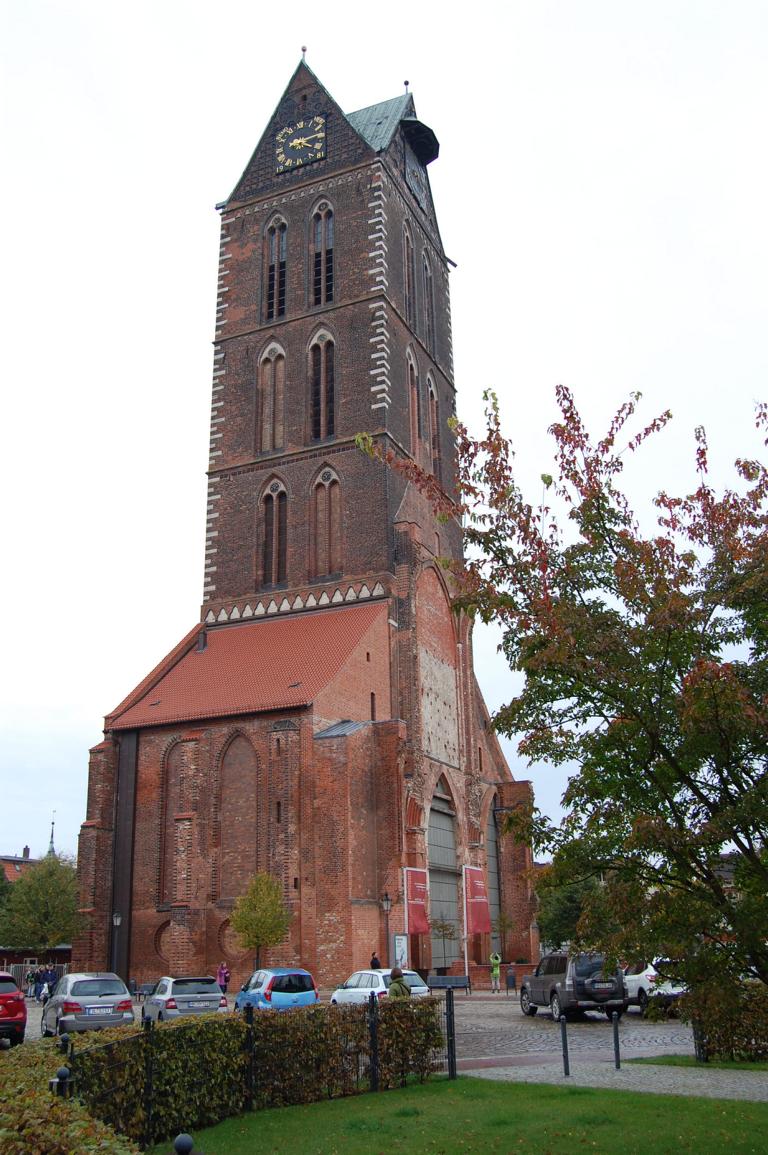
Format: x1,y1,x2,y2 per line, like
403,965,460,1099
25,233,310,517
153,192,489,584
681,983,768,1062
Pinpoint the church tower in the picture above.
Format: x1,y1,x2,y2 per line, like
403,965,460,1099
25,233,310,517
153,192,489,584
75,63,538,986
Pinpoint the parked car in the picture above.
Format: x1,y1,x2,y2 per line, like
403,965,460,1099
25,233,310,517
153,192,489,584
624,961,686,1013
234,967,319,1012
330,968,430,1004
519,952,627,1019
141,976,229,1022
0,971,27,1045
41,972,134,1036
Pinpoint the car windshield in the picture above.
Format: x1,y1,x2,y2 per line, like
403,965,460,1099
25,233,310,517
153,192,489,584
573,954,606,978
71,979,127,997
0,978,19,994
383,972,421,989
172,979,219,994
271,974,313,994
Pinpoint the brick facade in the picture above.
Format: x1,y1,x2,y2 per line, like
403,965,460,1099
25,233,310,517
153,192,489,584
75,62,538,988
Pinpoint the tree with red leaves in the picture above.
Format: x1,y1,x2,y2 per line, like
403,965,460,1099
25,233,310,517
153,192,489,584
364,388,768,986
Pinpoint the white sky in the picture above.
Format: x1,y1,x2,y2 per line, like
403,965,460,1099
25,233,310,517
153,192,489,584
1,1,766,858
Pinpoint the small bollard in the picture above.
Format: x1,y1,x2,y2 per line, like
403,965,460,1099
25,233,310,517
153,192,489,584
58,1032,70,1054
49,1065,71,1097
559,1015,570,1077
612,1012,621,1069
172,1136,195,1155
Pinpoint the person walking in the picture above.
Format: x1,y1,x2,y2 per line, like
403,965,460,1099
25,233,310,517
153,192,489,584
370,952,382,969
490,951,502,993
387,967,411,999
25,968,35,998
216,961,231,994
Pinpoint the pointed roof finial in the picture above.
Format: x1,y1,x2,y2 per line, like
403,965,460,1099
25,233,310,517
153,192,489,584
301,45,307,61
404,80,410,93
48,811,56,856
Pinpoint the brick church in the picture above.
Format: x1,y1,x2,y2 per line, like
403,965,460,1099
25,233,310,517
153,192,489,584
75,61,538,987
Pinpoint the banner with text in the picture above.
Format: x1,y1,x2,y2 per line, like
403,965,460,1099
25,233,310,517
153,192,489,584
404,868,430,934
464,865,492,935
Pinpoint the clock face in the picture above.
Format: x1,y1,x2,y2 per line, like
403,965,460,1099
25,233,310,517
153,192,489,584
275,116,327,173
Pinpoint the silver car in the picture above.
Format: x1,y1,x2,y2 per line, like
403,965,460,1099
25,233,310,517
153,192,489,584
41,972,134,1036
141,975,229,1022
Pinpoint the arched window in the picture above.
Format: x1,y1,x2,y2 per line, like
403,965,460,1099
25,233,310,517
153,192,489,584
262,480,287,586
264,218,287,320
404,225,416,326
311,202,334,306
407,352,421,455
427,377,440,476
423,254,435,353
258,345,285,452
312,468,341,577
309,334,335,441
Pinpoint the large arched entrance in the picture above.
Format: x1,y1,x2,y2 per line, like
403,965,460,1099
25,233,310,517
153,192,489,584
428,776,460,969
486,796,502,955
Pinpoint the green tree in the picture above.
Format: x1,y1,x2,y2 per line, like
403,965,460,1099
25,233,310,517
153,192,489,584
0,853,82,952
429,917,459,968
0,872,11,918
535,874,601,951
366,389,768,987
230,873,292,968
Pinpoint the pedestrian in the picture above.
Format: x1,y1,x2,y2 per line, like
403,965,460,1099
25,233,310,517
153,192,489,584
387,967,411,998
370,952,382,969
34,967,45,1002
25,968,35,998
217,961,231,994
490,951,501,993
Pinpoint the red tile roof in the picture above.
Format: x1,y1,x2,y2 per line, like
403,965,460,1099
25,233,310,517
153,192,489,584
107,602,387,731
2,857,37,883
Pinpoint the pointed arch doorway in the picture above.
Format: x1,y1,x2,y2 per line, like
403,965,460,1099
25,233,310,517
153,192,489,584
427,776,460,970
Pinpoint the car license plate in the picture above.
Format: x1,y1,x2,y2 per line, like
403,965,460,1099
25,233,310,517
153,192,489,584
86,1006,113,1015
594,982,613,990
196,1001,215,1008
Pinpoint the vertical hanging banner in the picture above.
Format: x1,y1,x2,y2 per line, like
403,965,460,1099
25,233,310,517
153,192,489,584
404,868,430,934
463,865,492,934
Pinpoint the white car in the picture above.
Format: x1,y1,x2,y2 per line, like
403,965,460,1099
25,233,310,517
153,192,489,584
330,968,429,1004
624,961,686,1013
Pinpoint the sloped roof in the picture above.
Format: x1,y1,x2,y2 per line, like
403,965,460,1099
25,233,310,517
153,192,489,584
108,603,387,731
1,856,37,883
347,94,415,152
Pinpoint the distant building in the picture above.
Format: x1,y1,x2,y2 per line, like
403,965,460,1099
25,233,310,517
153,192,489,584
1,846,37,884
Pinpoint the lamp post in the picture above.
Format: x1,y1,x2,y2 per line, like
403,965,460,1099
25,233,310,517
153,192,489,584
380,892,392,966
111,911,122,977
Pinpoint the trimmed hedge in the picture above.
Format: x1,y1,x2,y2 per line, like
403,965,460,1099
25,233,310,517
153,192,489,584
681,983,768,1062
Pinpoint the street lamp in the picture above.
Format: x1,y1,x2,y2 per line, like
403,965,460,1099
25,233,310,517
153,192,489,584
111,911,122,977
380,892,392,966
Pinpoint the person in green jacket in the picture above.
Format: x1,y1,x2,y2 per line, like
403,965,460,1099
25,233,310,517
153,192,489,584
490,951,502,993
388,967,411,998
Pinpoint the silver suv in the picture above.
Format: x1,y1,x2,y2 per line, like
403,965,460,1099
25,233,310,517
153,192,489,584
520,952,627,1020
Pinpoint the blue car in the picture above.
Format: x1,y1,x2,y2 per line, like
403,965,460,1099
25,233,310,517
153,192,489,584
234,967,319,1012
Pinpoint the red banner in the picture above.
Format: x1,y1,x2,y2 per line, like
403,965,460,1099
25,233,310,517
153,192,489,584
464,866,492,934
405,868,430,934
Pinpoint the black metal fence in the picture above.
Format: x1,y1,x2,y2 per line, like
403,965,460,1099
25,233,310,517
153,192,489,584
62,991,457,1150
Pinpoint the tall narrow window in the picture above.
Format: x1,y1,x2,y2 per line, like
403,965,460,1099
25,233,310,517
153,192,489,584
309,335,335,440
408,355,421,454
265,219,287,320
312,468,341,576
423,255,435,353
311,203,334,306
258,347,285,452
404,225,415,326
428,378,440,476
262,481,287,586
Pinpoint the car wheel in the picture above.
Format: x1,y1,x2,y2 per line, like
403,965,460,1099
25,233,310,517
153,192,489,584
10,1030,24,1046
550,993,563,1020
638,989,649,1014
520,988,537,1016
41,1010,54,1038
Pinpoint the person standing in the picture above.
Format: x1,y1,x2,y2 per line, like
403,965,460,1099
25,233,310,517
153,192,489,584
490,951,502,993
216,961,231,994
387,967,411,999
25,968,35,998
370,952,382,969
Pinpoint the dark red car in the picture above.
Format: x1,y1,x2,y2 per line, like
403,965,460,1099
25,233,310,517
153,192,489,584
0,972,26,1045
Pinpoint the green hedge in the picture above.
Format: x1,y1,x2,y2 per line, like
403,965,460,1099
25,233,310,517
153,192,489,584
681,983,768,1061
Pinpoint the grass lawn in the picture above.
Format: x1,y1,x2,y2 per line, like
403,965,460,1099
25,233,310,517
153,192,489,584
629,1054,768,1072
150,1076,768,1154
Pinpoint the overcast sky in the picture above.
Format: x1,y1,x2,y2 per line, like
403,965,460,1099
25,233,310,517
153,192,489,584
1,1,766,858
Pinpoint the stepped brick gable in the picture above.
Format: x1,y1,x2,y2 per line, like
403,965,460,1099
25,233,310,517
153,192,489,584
75,62,538,986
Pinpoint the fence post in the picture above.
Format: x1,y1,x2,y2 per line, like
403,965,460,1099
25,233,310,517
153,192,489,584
445,988,457,1080
559,1015,570,1077
612,1012,621,1069
368,992,379,1092
143,1013,155,1150
244,1004,255,1110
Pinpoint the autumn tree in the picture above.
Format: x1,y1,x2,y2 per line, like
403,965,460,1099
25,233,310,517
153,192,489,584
230,872,292,968
535,874,602,952
364,388,768,987
0,853,82,953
